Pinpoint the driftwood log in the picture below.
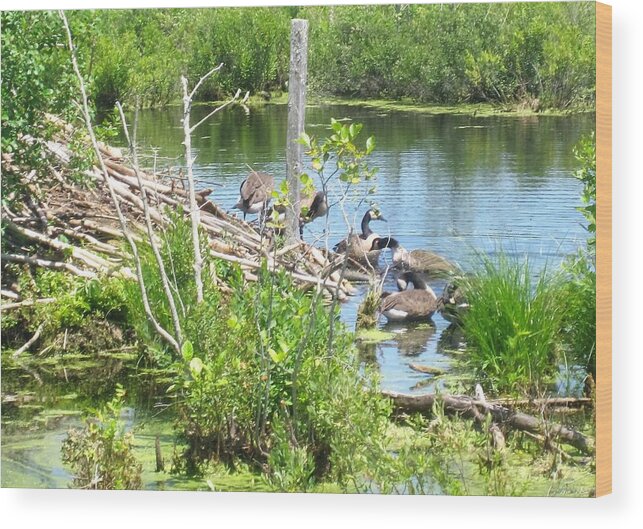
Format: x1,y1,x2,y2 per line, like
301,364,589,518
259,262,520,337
382,390,594,455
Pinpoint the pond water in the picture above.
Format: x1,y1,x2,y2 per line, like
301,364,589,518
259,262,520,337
130,102,593,394
1,103,594,489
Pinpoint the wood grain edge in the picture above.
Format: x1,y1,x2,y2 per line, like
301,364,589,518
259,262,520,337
595,0,612,498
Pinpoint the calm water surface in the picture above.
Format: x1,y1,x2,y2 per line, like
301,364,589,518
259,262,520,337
1,104,594,488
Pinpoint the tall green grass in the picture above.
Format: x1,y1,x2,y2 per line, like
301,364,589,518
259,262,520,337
460,254,566,396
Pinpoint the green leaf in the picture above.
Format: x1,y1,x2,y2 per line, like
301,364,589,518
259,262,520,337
189,357,204,376
299,172,312,186
181,340,194,362
299,132,311,148
366,136,375,154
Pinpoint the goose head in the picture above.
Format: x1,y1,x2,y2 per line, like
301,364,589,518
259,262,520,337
370,237,409,265
395,271,429,291
361,208,387,237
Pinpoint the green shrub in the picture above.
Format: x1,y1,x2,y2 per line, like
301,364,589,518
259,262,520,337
0,268,129,350
172,263,392,489
460,253,566,395
61,385,142,489
561,252,596,379
574,133,596,248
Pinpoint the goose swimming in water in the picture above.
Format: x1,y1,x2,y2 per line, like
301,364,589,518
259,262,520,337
371,237,457,278
379,271,441,322
233,171,274,220
334,209,387,260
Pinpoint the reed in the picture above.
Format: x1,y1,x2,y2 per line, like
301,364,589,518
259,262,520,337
460,253,567,396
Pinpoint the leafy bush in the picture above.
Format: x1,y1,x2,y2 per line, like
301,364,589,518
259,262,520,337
172,263,392,489
0,267,129,350
460,254,566,395
574,133,596,249
2,5,594,111
561,133,596,379
561,252,596,379
61,385,142,489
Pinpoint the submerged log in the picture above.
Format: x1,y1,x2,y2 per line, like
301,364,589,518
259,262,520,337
409,363,446,376
382,390,594,455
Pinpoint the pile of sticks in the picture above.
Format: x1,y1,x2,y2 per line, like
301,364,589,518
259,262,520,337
0,126,357,307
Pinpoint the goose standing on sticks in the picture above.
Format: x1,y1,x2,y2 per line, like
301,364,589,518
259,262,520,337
233,171,274,220
300,190,329,228
267,189,329,238
334,209,387,260
371,237,457,278
379,271,441,323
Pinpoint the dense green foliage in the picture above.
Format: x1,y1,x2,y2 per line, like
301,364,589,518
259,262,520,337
308,2,595,109
573,133,597,248
2,4,596,115
1,12,78,160
460,255,567,395
561,251,596,379
0,265,129,351
122,210,403,491
561,133,597,379
61,385,142,490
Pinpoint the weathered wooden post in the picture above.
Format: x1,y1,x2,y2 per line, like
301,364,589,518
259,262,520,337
285,19,309,243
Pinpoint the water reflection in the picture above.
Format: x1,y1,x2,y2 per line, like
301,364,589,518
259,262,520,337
383,322,437,357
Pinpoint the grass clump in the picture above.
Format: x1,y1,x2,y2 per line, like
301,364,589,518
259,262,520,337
460,253,566,395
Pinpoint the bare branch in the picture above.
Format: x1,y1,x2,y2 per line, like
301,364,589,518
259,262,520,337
59,10,181,357
188,62,224,100
116,101,184,346
180,75,205,303
13,323,45,358
190,89,241,133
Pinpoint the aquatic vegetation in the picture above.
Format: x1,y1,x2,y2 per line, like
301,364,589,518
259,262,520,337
61,385,142,490
459,254,567,395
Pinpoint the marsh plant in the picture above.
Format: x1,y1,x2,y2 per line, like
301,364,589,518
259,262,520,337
61,385,142,489
119,209,402,491
460,254,567,395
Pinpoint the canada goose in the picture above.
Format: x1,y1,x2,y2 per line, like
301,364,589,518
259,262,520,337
439,280,470,325
334,209,387,259
378,271,441,323
267,189,328,236
233,171,274,220
300,190,328,225
371,237,457,277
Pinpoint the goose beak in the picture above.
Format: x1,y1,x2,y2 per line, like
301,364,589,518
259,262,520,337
378,215,387,222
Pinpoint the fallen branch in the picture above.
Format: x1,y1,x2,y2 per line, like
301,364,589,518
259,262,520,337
2,253,96,279
382,390,594,455
13,322,45,358
1,289,20,300
1,297,57,311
